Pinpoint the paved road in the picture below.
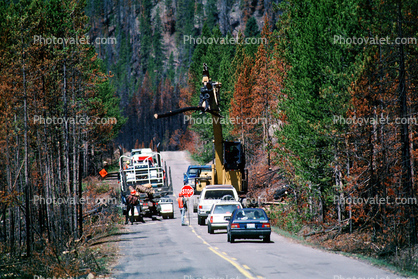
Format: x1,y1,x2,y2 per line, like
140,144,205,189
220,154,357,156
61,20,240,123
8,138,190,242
112,151,399,279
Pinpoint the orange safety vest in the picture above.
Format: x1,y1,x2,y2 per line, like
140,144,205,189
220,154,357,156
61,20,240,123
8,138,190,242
177,197,184,208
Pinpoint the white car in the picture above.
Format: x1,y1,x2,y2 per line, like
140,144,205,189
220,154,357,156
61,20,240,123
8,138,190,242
207,201,242,234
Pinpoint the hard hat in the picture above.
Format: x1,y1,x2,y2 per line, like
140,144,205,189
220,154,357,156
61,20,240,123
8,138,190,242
131,190,136,195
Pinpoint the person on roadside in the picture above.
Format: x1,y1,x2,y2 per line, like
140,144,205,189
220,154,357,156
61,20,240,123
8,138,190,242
177,193,187,226
126,189,140,225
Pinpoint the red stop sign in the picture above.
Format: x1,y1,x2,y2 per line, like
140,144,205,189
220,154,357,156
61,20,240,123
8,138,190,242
180,185,194,198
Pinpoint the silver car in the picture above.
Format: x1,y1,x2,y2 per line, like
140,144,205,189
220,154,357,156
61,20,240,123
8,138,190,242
207,201,242,234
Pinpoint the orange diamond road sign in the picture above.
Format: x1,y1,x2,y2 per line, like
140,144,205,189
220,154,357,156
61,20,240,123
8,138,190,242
99,169,108,178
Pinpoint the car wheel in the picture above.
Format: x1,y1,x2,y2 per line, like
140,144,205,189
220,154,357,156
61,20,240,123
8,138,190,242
170,213,174,219
230,235,235,243
208,224,214,234
264,235,271,243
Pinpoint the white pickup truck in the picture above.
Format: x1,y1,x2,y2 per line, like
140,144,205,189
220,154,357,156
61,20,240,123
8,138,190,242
197,185,239,225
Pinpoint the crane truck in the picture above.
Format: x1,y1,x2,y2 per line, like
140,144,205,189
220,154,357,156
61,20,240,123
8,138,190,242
154,64,248,196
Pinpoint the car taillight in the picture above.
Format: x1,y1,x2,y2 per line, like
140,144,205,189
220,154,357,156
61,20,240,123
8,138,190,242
231,223,240,229
262,223,271,228
210,216,213,223
199,205,202,209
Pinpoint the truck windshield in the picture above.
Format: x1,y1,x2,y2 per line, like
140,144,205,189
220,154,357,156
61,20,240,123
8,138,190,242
204,190,234,200
189,168,199,175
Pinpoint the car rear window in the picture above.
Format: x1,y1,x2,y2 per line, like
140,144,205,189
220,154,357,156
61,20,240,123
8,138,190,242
214,204,241,214
204,190,235,200
235,210,266,220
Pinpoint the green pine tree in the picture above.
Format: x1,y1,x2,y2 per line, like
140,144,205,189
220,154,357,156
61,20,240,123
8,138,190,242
275,0,360,222
166,51,176,82
244,16,259,38
205,0,219,31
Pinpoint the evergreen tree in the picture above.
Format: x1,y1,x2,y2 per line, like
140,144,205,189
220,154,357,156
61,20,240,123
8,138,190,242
176,0,196,79
244,16,259,38
205,0,219,31
150,7,165,89
139,0,153,77
217,32,236,113
167,51,176,82
189,22,212,90
275,0,360,222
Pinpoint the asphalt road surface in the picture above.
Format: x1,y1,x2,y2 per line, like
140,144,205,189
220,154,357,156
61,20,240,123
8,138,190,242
112,151,399,279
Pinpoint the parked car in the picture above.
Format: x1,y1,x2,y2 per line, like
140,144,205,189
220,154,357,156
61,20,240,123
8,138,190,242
227,208,271,243
197,185,239,225
157,197,174,219
183,165,211,186
207,201,242,234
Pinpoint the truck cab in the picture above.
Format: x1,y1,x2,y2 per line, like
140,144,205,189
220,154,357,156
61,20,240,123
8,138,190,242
197,185,239,225
183,165,211,186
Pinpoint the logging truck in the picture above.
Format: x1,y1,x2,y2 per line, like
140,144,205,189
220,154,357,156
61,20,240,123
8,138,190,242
119,148,169,220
